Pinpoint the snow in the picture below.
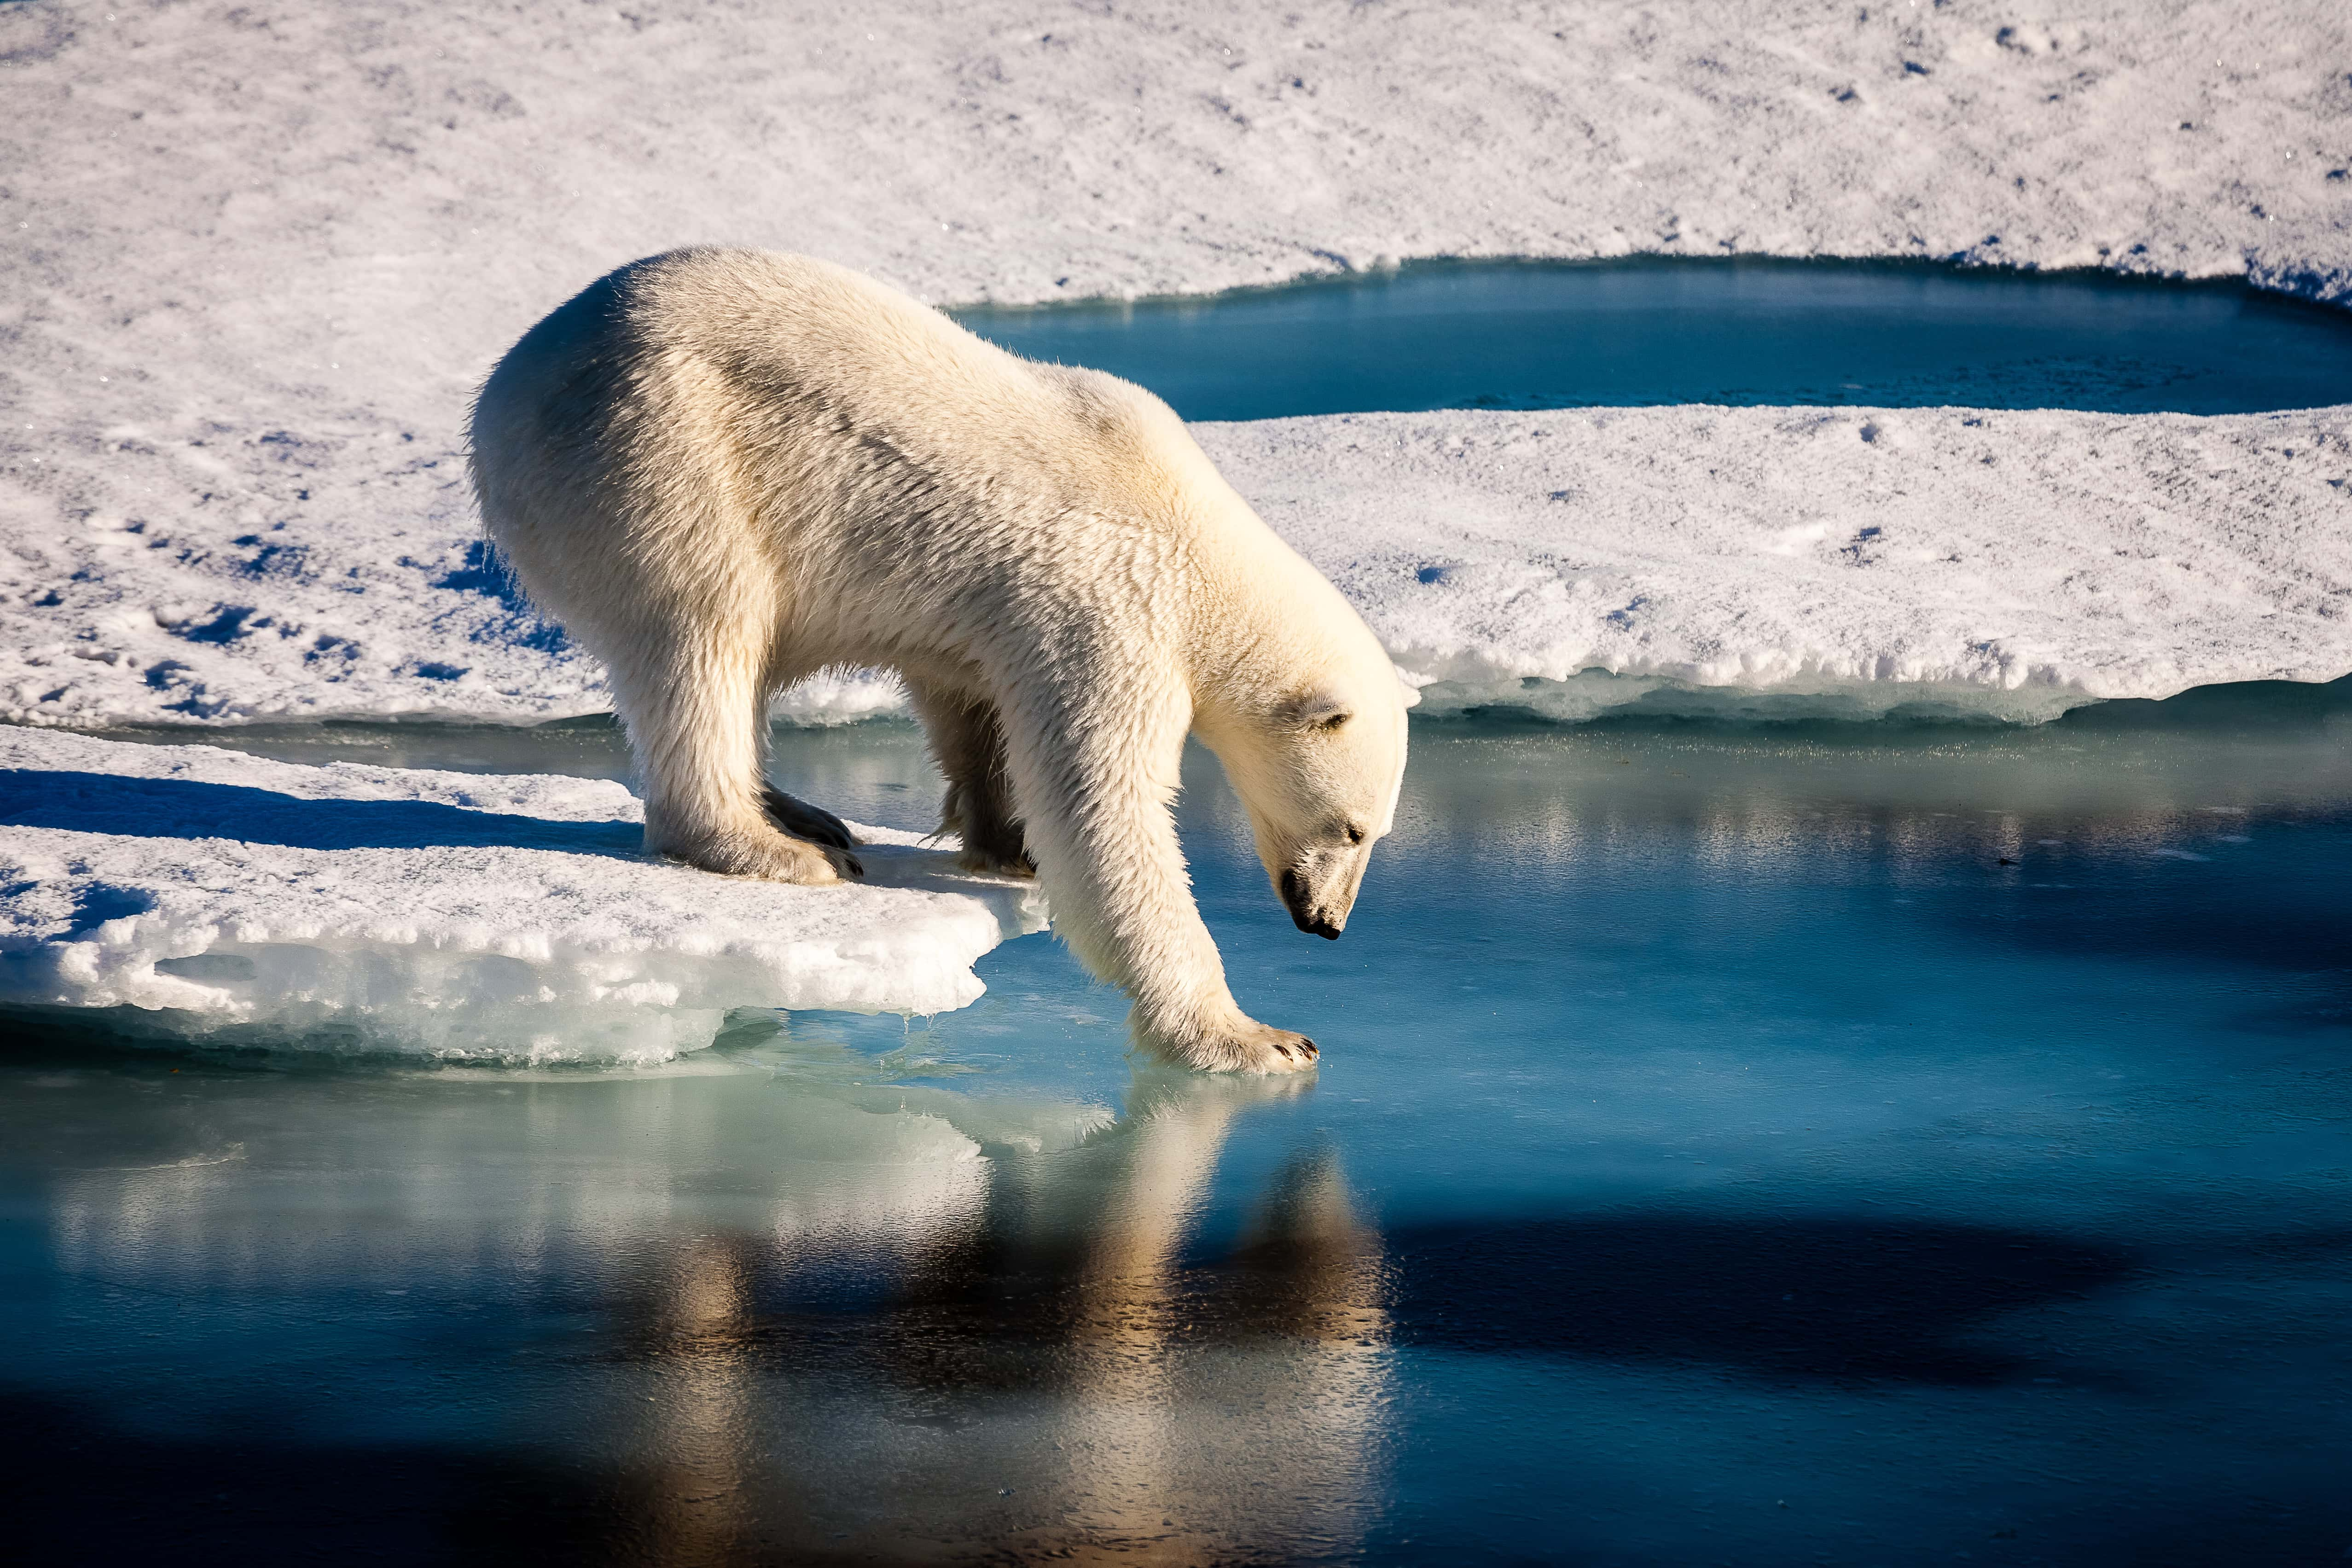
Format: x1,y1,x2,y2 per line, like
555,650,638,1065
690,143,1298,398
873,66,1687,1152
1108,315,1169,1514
3,404,2345,730
0,728,1046,1063
1,0,2348,728
1198,406,2352,722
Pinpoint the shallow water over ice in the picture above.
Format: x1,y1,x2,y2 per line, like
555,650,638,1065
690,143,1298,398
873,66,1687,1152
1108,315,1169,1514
5,710,2352,1563
955,258,2352,420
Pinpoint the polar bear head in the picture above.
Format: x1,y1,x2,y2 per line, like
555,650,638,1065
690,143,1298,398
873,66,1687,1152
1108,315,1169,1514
1204,638,1411,942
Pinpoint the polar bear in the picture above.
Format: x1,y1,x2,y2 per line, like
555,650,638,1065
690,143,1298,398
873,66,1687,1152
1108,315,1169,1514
470,249,1407,1073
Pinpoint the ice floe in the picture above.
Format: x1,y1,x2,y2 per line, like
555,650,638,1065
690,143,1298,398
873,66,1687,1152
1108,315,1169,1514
0,729,1045,1063
1199,405,2352,722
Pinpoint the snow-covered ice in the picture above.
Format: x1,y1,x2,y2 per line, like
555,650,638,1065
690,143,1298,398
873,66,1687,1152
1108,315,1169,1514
2,0,2349,727
1201,406,2352,721
0,729,1046,1063
4,405,2345,729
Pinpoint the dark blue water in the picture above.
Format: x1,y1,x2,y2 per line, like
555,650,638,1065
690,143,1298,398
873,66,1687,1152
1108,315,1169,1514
953,259,2352,419
6,707,2351,1563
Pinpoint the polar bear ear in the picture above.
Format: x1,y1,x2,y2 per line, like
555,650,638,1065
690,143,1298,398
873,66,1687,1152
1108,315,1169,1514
1278,690,1353,732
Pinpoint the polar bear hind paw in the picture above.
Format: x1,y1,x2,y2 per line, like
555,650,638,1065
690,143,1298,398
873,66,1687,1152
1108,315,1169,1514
662,827,858,884
955,844,1038,879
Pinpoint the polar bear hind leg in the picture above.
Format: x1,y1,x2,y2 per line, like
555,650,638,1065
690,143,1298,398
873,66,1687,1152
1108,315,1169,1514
906,678,1034,877
610,618,855,886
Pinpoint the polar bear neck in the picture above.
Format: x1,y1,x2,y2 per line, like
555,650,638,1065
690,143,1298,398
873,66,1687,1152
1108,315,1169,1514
1183,534,1349,714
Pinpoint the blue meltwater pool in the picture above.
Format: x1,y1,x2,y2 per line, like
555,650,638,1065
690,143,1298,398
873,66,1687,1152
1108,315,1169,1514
5,701,2350,1563
953,258,2352,419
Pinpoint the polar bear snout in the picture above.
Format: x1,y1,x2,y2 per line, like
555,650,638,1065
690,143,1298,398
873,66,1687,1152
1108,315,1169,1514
1281,867,1341,938
1279,851,1363,940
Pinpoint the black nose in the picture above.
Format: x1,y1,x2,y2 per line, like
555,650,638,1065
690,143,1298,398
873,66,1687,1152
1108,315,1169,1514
1279,868,1339,938
1291,907,1342,940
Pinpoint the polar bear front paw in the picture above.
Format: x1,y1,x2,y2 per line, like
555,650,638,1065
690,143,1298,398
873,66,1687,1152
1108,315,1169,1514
1149,1014,1319,1075
954,845,1038,879
742,834,860,884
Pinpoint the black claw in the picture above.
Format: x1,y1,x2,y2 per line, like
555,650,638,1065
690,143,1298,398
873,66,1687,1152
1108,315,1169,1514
762,785,856,850
1299,1038,1318,1059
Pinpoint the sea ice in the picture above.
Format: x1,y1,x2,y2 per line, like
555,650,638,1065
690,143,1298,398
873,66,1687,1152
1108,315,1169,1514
1198,406,2352,721
2,1,2347,728
0,729,1045,1063
2,406,2344,730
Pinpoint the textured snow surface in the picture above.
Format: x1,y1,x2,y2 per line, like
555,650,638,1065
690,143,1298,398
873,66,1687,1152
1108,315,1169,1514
5,405,2346,729
1200,407,2352,721
4,0,2349,726
0,729,1046,1062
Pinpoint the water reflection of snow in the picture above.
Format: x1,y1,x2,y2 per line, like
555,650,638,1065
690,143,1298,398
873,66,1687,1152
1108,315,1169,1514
39,1066,1394,1561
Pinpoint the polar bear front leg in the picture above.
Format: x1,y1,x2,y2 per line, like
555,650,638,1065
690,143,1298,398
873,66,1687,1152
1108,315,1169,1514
1001,686,1317,1075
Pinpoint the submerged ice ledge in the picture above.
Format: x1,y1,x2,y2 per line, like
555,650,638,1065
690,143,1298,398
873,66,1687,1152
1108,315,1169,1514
1406,672,2094,727
0,730,1045,1063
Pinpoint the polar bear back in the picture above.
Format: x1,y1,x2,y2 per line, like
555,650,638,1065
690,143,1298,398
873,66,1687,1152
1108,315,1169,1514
471,246,1273,677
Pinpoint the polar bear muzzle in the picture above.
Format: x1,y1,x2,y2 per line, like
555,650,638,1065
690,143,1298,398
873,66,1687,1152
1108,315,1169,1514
1278,844,1370,940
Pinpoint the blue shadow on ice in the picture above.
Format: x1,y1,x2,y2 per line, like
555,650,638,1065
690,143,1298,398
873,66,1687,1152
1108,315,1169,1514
0,769,640,856
433,539,572,653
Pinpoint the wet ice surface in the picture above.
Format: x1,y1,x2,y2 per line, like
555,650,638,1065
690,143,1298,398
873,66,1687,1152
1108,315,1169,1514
5,708,2352,1563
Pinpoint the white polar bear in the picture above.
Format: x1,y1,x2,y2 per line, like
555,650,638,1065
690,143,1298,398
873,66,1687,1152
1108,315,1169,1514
470,249,1407,1074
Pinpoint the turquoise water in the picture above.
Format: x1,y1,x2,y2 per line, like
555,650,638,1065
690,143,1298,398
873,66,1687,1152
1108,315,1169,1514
6,703,2351,1562
953,259,2352,419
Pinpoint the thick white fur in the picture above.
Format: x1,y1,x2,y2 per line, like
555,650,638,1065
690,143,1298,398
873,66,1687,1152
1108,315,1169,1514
470,249,1407,1073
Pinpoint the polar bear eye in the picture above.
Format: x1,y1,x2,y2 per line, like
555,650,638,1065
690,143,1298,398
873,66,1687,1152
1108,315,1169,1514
1345,824,1365,846
1318,710,1351,732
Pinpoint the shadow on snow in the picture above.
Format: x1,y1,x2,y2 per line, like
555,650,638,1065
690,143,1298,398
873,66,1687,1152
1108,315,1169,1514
0,769,639,857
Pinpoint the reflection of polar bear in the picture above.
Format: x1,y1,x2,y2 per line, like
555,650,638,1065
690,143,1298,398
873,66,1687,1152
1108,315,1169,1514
471,249,1407,1072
